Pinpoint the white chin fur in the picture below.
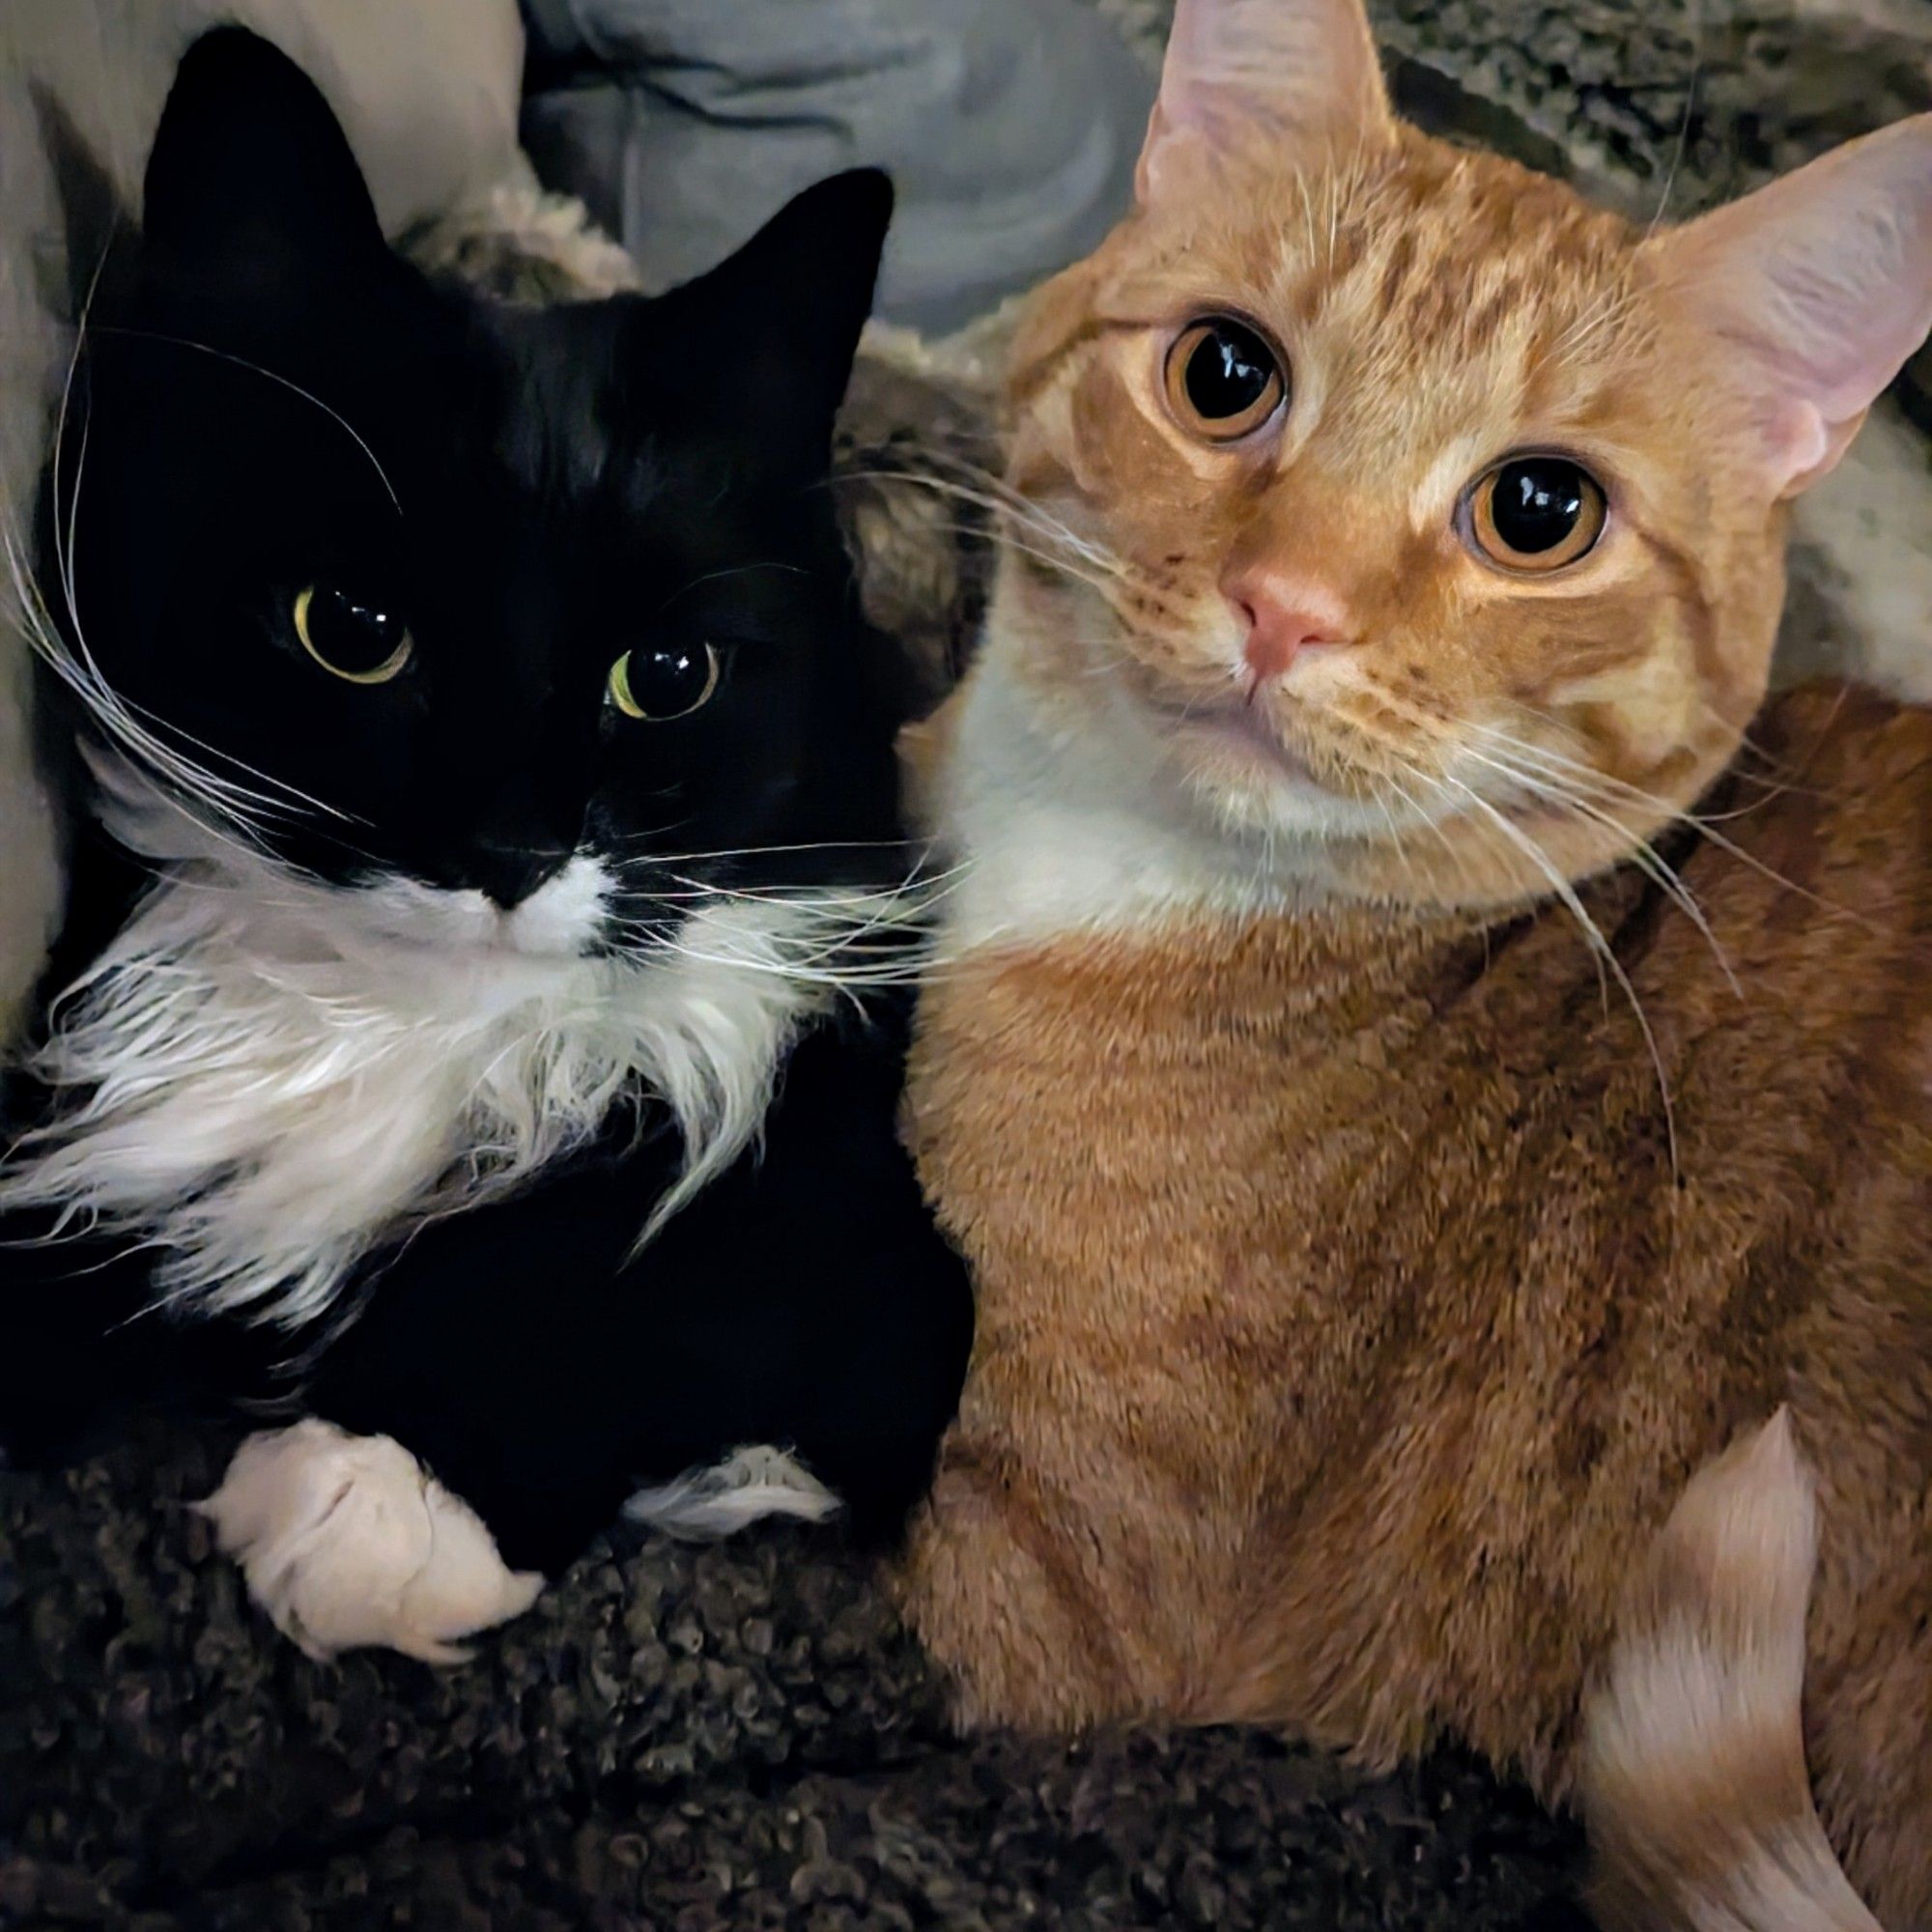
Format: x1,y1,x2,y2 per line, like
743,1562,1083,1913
938,628,1344,949
0,759,848,1325
197,1420,544,1663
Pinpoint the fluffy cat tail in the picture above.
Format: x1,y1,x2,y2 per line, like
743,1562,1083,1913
1579,1410,1883,1932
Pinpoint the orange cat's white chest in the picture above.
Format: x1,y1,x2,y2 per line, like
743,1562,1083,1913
932,616,1347,960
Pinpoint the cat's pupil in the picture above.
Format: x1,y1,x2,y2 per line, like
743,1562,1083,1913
1491,460,1585,554
1184,322,1276,420
628,647,709,714
310,587,405,674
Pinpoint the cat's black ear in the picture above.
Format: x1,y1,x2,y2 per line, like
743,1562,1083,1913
139,28,384,301
643,170,894,476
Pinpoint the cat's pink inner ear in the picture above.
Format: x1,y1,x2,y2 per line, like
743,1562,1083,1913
1137,0,1396,206
1642,114,1932,498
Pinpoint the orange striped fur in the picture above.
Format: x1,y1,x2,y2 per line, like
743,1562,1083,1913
893,3,1932,1925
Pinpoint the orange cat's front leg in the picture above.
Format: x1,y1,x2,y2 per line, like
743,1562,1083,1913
895,1442,1131,1731
894,1419,1222,1733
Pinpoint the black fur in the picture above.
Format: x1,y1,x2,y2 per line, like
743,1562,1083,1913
0,30,970,1577
3,991,968,1572
56,29,910,906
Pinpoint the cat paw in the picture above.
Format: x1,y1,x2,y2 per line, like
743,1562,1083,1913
196,1420,544,1663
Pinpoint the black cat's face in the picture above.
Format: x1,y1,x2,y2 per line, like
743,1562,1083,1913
51,31,902,956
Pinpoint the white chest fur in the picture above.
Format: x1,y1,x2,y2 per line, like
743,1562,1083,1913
1,772,832,1325
936,618,1315,954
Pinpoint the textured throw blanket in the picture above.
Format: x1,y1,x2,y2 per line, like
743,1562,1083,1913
4,4,1929,1926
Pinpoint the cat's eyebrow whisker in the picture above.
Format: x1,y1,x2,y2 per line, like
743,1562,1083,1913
657,559,811,610
1294,170,1321,272
1646,19,1704,240
1548,287,1638,369
86,324,401,518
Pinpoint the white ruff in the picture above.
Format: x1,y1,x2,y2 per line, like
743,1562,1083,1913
0,764,844,1326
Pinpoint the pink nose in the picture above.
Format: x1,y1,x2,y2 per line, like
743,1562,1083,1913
1226,573,1351,682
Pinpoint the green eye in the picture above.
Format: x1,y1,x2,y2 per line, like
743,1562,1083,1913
295,584,412,684
609,642,721,721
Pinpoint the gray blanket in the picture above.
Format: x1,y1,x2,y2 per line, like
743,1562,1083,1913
521,0,1156,333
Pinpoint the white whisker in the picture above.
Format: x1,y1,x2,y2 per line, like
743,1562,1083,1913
1427,766,1680,1176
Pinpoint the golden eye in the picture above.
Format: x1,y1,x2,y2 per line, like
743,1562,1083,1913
608,642,721,721
1467,458,1608,574
1163,318,1287,441
295,584,412,683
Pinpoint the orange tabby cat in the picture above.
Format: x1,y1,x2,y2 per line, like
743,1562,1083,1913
892,2,1932,1926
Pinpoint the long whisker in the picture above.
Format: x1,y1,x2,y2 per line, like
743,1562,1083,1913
882,447,1128,573
1646,12,1704,241
1435,735,1742,996
11,289,352,842
832,466,1127,582
1426,765,1680,1176
1353,691,1740,986
936,521,1126,602
87,324,401,517
601,835,916,863
1378,765,1488,900
1366,776,1421,895
1462,718,1863,926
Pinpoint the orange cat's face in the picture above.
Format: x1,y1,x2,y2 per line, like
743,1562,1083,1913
989,0,1932,910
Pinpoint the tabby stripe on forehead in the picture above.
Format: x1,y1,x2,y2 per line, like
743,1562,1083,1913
1373,230,1420,325
1007,318,1125,415
1634,526,1726,693
1463,284,1520,351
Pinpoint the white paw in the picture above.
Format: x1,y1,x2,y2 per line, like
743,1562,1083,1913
196,1420,544,1663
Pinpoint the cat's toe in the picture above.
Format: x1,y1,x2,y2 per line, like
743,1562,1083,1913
196,1419,543,1662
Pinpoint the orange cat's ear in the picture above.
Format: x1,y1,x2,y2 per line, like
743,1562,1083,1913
1137,0,1395,206
1641,115,1932,499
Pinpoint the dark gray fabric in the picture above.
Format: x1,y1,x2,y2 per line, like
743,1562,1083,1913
0,1421,1586,1931
519,0,1156,331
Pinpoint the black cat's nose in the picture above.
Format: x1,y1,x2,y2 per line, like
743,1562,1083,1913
469,840,573,910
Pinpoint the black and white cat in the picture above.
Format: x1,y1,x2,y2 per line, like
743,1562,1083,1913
0,30,971,1660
